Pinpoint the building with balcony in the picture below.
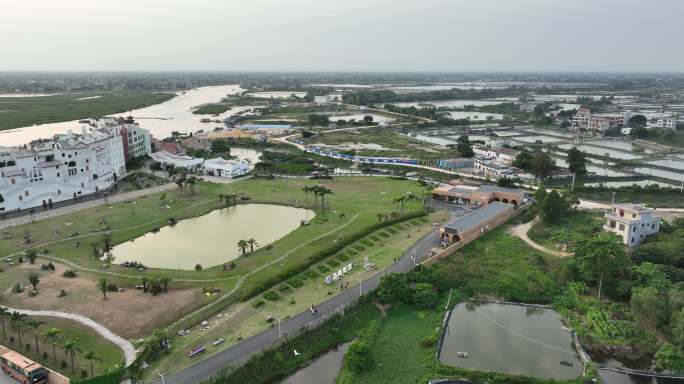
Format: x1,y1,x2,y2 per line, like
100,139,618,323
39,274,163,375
603,203,660,247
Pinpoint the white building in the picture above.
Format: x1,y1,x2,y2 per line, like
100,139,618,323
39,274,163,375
0,127,126,213
84,117,152,160
473,146,517,163
147,151,203,170
203,158,250,178
622,111,678,131
603,203,660,247
314,94,343,105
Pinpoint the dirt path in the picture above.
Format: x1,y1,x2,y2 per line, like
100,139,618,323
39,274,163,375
507,217,573,258
2,306,136,366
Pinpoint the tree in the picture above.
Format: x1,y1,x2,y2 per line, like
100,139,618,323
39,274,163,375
513,150,534,171
628,114,647,128
83,350,102,377
377,273,409,304
211,139,229,154
672,309,684,350
655,343,684,373
575,235,629,300
363,115,374,125
247,238,258,253
411,283,438,309
9,311,27,346
531,151,555,179
28,272,40,290
237,240,249,256
159,193,167,207
159,276,171,293
63,339,81,371
631,286,667,329
566,147,587,178
456,135,474,158
25,249,37,264
25,319,45,354
344,340,372,373
42,327,63,361
96,277,108,299
102,233,113,253
539,191,570,224
0,307,9,339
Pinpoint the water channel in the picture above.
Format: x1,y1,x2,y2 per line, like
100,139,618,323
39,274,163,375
280,342,351,384
110,204,313,270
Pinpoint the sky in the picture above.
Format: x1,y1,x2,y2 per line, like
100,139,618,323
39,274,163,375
1,0,682,72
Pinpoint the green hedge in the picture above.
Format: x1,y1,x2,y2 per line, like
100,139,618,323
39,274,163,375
71,367,127,384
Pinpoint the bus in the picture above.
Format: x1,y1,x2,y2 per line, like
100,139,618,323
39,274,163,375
1,351,48,384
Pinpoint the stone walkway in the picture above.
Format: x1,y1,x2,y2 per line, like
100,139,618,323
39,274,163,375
0,183,177,230
3,307,136,366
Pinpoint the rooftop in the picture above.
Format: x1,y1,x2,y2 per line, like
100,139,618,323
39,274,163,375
443,202,513,233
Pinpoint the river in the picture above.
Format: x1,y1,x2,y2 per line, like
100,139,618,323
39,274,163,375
0,85,245,147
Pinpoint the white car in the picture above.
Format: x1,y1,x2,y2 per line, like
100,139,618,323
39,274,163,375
212,338,225,346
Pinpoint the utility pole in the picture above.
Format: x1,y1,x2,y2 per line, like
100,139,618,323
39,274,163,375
571,172,576,191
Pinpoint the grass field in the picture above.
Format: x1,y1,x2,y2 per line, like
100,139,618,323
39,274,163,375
1,315,123,379
570,188,684,208
528,211,603,253
0,92,174,130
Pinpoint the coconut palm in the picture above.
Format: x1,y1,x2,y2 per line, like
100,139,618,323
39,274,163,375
237,240,249,256
247,238,258,253
0,306,9,339
96,277,108,299
9,311,27,345
24,319,45,353
42,327,63,361
82,350,102,377
102,233,113,252
63,339,81,371
159,276,171,293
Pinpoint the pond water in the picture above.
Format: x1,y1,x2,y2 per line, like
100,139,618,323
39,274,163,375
513,135,565,144
634,168,684,183
557,144,642,160
280,342,351,384
490,130,522,137
246,91,306,99
0,85,245,146
440,302,582,380
390,99,502,108
586,140,656,154
110,204,313,270
553,157,629,177
519,127,576,138
411,134,457,146
645,159,684,171
585,180,677,189
446,111,503,120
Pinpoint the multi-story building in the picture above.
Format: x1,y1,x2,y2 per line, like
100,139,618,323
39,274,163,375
473,146,518,163
0,127,126,213
603,203,660,247
84,117,151,161
314,94,343,105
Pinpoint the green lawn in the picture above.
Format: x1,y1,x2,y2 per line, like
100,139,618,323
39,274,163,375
0,92,175,130
569,187,684,208
528,211,603,253
2,316,123,379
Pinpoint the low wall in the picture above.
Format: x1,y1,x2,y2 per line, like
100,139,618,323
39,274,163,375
0,344,70,384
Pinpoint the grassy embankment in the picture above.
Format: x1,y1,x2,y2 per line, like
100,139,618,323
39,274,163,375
0,92,175,130
192,104,230,115
528,211,603,253
0,315,123,380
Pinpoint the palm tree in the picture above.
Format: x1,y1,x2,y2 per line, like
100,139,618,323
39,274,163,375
96,277,108,299
25,249,38,264
247,238,258,253
237,240,249,256
102,233,113,253
28,272,40,290
186,176,197,195
302,186,313,209
141,277,149,293
63,339,81,371
9,311,26,345
82,350,102,377
321,187,333,213
174,174,187,195
0,307,9,339
24,319,45,354
42,327,63,361
159,276,171,293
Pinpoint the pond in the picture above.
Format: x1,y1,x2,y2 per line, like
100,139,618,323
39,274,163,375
280,342,351,384
0,85,246,146
557,144,643,160
513,135,566,144
586,139,656,154
110,204,313,270
391,99,502,108
411,134,457,146
553,157,630,177
634,168,684,183
446,111,504,121
439,302,582,380
645,159,684,171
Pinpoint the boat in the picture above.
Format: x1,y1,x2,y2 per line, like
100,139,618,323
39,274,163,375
187,346,205,358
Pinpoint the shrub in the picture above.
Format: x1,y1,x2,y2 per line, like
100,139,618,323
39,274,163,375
411,283,438,309
60,361,67,369
80,369,88,378
304,270,319,279
337,253,350,262
107,283,118,292
195,264,203,271
62,270,77,278
253,300,265,308
12,284,23,293
421,328,440,348
278,285,292,293
288,278,304,288
263,291,280,301
28,290,37,297
353,244,366,252
344,340,372,373
317,265,330,273
327,260,340,268
378,231,390,238
361,239,374,247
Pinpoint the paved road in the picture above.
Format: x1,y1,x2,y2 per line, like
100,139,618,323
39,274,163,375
153,225,444,384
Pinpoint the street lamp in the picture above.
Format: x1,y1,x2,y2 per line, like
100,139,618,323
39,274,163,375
158,373,165,384
357,279,362,297
271,316,282,338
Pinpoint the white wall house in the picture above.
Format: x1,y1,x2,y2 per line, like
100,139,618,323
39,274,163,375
314,94,343,105
603,203,660,247
85,117,152,160
0,127,126,213
147,151,203,170
203,158,250,178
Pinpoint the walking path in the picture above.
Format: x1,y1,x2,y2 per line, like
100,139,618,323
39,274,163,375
0,183,176,230
507,216,572,258
3,307,136,366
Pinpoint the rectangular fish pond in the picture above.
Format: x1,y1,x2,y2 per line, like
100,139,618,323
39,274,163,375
439,302,583,380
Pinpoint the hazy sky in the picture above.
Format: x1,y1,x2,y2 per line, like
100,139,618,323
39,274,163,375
1,0,682,72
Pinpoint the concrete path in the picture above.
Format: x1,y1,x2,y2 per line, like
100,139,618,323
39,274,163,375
507,216,572,258
3,307,136,366
152,222,445,384
0,183,176,230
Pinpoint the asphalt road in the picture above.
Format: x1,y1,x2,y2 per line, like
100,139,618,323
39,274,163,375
0,372,15,384
153,223,445,384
